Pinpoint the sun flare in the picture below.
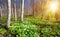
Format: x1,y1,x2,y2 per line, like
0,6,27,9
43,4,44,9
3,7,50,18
50,1,58,12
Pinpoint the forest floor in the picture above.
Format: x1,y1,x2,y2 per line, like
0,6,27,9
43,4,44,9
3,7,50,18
0,17,60,37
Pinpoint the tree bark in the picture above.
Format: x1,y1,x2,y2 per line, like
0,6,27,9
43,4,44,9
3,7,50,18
6,0,11,29
12,8,14,20
14,3,17,21
0,6,2,19
21,0,24,22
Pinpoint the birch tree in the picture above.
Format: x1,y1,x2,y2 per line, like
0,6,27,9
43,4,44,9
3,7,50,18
12,8,14,20
31,0,34,16
27,0,30,15
0,0,3,19
6,0,11,29
0,6,2,19
21,0,24,22
14,0,17,21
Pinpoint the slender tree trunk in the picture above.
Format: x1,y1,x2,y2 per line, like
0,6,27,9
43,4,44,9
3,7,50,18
6,0,11,29
32,6,34,16
12,8,14,20
14,3,17,21
31,0,34,16
21,0,24,22
0,8,2,18
28,0,30,16
19,0,21,18
0,6,2,19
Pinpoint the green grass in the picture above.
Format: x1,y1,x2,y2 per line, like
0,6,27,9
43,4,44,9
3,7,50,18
0,16,60,37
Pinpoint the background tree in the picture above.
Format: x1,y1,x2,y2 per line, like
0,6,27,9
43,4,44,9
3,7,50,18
14,0,17,21
0,0,3,18
27,0,30,16
31,0,35,16
0,6,2,19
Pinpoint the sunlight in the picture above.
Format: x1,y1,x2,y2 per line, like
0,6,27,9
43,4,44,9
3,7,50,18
49,1,58,12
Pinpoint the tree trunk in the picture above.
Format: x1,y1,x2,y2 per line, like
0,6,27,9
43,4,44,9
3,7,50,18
6,0,11,29
12,8,14,20
31,0,34,16
21,0,24,22
14,3,17,21
0,6,2,19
